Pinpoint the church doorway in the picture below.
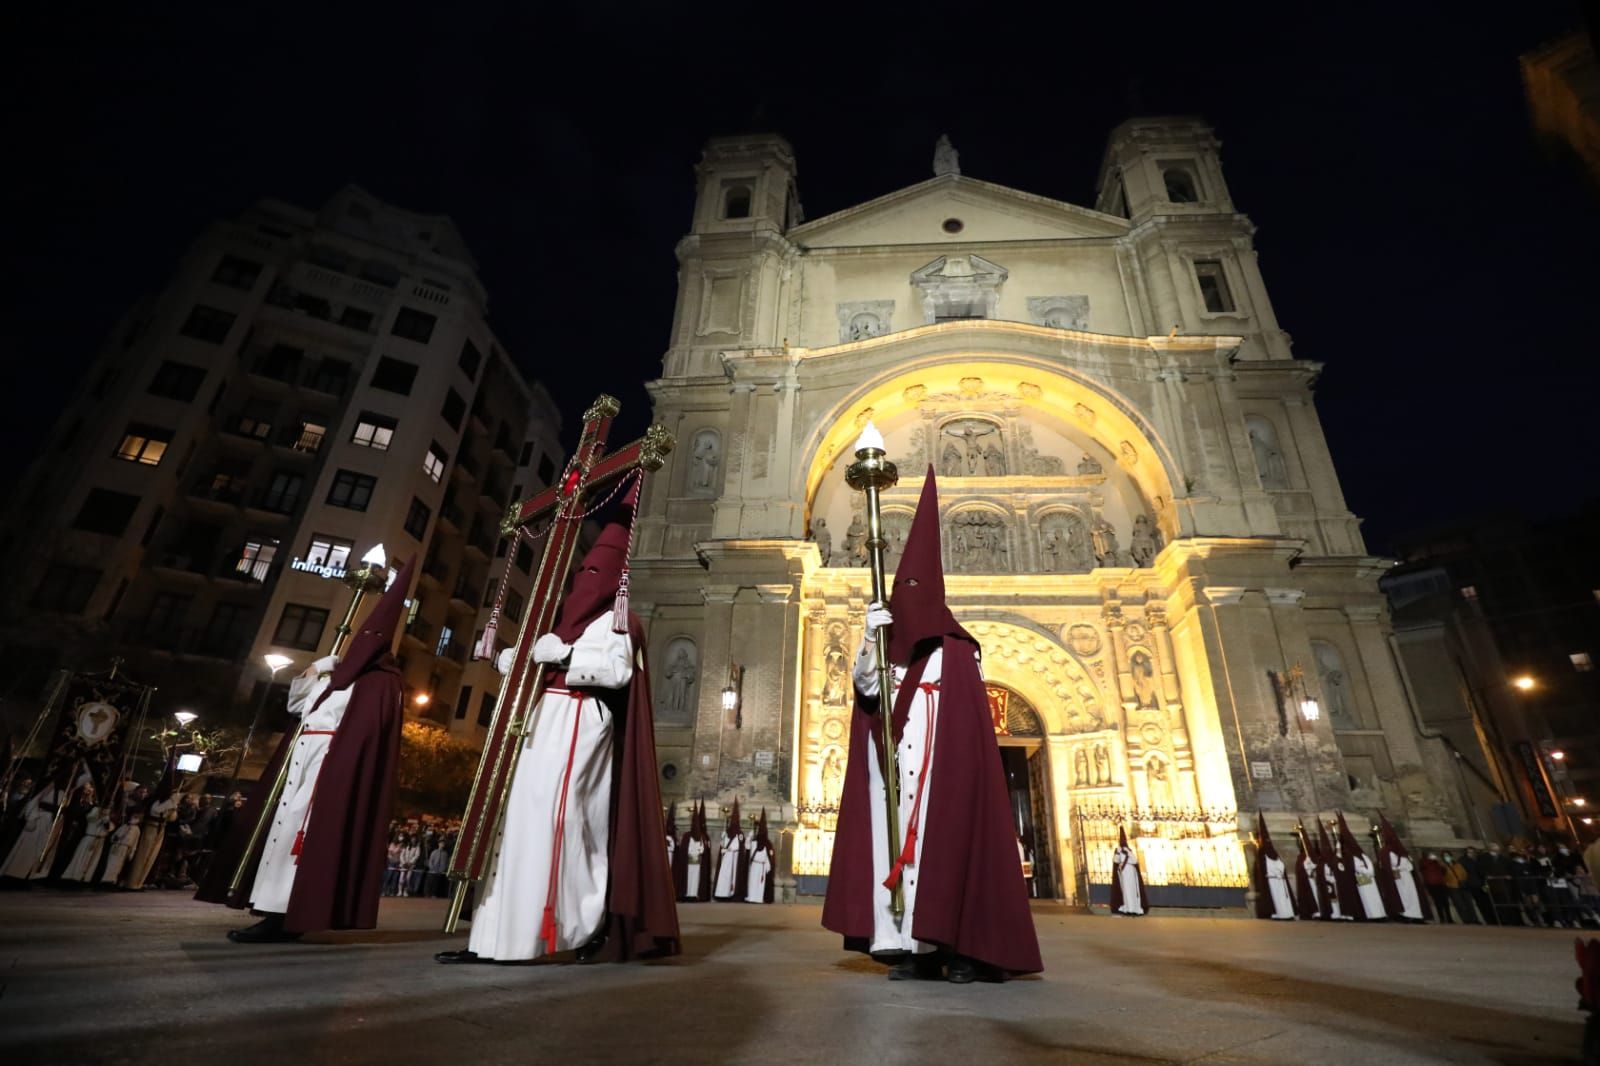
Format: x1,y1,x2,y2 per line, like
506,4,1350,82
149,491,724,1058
988,684,1058,899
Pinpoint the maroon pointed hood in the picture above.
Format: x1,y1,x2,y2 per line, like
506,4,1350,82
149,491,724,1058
1117,826,1131,850
666,801,678,839
1378,814,1409,858
552,520,629,642
1334,811,1367,860
755,807,771,849
727,796,742,838
1316,820,1336,863
1256,811,1279,862
886,468,974,664
326,557,415,693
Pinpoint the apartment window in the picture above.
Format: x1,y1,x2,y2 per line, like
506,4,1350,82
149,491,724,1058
360,260,400,288
1460,585,1479,601
391,307,437,344
291,419,326,453
232,398,275,440
1193,260,1235,313
204,601,254,657
212,255,263,291
519,441,534,466
147,360,206,402
351,412,397,451
180,304,237,344
369,356,418,396
234,538,278,582
504,588,524,624
306,358,351,396
477,690,496,728
482,583,499,609
515,541,533,574
143,591,192,642
305,535,353,571
440,388,465,431
454,685,474,720
71,488,140,536
424,442,448,483
404,496,431,540
327,469,377,511
1574,653,1595,673
537,455,555,484
31,563,101,613
459,340,483,381
260,470,304,514
114,423,172,466
435,625,455,657
273,603,329,651
339,306,374,332
256,344,302,383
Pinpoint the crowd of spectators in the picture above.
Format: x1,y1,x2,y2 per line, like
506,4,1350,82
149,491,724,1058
381,815,460,899
1417,842,1600,927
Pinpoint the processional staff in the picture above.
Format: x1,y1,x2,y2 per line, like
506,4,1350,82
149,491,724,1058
844,421,906,922
228,544,392,896
443,395,673,933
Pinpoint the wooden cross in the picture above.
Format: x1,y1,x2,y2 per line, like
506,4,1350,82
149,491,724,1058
444,394,672,928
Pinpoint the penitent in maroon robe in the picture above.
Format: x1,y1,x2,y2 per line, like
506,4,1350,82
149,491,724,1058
822,468,1042,976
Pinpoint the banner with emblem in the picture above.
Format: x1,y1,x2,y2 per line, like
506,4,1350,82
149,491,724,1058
37,671,154,798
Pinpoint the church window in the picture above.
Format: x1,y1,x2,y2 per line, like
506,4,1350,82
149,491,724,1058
352,412,397,451
391,307,437,344
405,496,432,541
942,218,964,234
369,356,419,396
31,563,100,614
1163,166,1199,203
179,304,237,344
424,442,449,483
1573,652,1594,673
211,255,263,291
114,423,172,466
72,488,140,536
326,468,376,511
1194,260,1235,313
723,185,752,219
273,602,329,651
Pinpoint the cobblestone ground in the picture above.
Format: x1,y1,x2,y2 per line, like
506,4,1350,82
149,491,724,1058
0,890,1585,1064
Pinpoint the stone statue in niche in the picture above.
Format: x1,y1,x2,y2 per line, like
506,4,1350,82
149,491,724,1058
983,443,1007,477
1040,527,1063,573
1313,642,1352,726
1073,747,1090,787
1129,649,1159,710
883,512,911,571
1093,741,1111,785
1146,753,1173,809
822,625,849,705
843,511,868,567
1129,515,1161,568
1091,515,1122,568
1077,453,1103,476
848,312,882,341
1247,416,1290,491
689,429,720,492
810,518,832,566
661,641,698,720
949,511,1009,573
821,747,844,805
933,133,960,177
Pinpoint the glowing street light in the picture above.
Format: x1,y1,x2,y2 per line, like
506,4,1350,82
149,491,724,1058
1513,675,1537,691
173,711,198,728
1572,797,1588,808
414,692,432,707
1551,750,1567,761
361,543,388,569
263,653,294,673
1299,697,1321,723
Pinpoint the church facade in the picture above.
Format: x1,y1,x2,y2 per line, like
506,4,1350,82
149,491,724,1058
631,118,1467,903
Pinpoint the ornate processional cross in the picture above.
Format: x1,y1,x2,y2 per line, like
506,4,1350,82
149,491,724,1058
444,394,673,931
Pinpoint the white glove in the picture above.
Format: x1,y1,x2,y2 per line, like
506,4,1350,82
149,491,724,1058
494,648,517,675
864,602,893,638
532,633,573,665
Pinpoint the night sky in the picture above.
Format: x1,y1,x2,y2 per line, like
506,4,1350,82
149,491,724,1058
3,4,1595,553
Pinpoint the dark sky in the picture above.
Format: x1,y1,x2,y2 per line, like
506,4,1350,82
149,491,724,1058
3,4,1595,553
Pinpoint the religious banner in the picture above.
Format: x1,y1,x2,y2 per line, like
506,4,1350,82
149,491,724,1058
986,684,1010,736
37,671,154,798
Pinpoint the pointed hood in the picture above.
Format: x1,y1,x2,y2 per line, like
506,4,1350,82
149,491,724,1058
755,807,771,849
1256,811,1279,862
666,801,678,839
552,520,630,642
727,796,742,839
1335,811,1367,860
1316,819,1336,864
1378,814,1409,858
1117,826,1131,850
326,557,416,693
886,468,974,664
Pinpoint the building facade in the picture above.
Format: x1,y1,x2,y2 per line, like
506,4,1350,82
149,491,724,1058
631,120,1473,903
0,186,563,753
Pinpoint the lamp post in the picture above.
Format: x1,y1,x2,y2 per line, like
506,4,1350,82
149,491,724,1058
227,653,296,795
1275,664,1322,813
721,664,743,730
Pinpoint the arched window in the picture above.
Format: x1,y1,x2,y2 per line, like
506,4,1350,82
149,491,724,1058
1163,167,1198,204
723,186,751,220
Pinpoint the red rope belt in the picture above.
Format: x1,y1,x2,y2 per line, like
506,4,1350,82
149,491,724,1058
884,681,939,892
289,729,339,861
540,686,588,954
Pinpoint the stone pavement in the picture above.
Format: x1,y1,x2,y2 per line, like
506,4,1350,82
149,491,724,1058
0,890,1585,1065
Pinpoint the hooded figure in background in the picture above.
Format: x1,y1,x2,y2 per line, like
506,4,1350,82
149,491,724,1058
745,808,776,903
1110,826,1147,916
714,798,745,901
1377,814,1431,922
123,756,179,890
1335,811,1383,920
823,469,1042,983
1292,825,1321,919
675,798,712,902
438,496,679,965
1316,821,1350,920
199,558,412,941
665,802,677,871
1252,812,1296,920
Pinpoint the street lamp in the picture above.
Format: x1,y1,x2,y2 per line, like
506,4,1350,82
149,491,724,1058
1513,675,1537,692
173,711,198,728
721,664,743,730
227,652,297,794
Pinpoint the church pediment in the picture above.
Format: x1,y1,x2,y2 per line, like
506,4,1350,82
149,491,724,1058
789,175,1129,249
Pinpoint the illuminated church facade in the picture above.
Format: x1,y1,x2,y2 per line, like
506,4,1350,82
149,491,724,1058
631,118,1469,902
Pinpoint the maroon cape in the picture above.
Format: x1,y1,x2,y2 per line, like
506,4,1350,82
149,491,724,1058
196,659,404,933
822,635,1042,975
1292,850,1321,919
1251,812,1293,919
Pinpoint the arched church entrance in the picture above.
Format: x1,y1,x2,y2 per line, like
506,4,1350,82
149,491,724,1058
988,683,1059,899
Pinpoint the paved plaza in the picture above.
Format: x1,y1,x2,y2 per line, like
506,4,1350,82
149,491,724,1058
0,891,1586,1064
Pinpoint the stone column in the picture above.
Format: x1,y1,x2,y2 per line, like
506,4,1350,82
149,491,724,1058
691,584,739,798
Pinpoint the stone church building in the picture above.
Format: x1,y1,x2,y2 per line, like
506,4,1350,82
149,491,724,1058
630,118,1468,902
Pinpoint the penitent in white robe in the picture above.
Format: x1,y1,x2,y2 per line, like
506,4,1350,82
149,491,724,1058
1389,851,1425,919
0,785,62,879
469,613,633,961
1351,854,1386,920
250,654,349,913
713,833,743,899
1302,856,1323,917
62,807,111,882
853,639,983,955
101,822,140,884
1323,865,1348,920
684,838,705,896
1114,847,1146,915
745,842,772,903
1264,855,1296,919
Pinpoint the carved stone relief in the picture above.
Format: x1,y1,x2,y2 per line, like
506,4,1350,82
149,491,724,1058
842,508,868,567
1312,640,1355,728
1026,295,1089,331
1128,648,1159,710
939,418,1003,477
809,518,832,566
821,623,851,706
658,637,698,724
1064,624,1102,657
1076,453,1103,475
1246,415,1290,490
1015,422,1065,475
947,510,1011,573
836,300,895,344
911,254,1007,322
1091,514,1128,568
882,508,913,572
1038,510,1094,574
1129,514,1162,568
688,429,720,496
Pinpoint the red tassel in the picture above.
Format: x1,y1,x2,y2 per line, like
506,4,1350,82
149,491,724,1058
540,904,558,954
882,825,919,891
291,830,305,862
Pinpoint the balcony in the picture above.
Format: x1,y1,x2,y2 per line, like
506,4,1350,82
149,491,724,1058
248,489,300,519
149,551,212,581
274,423,326,457
432,640,467,669
404,617,435,649
450,579,481,611
438,502,466,534
220,414,274,445
116,621,251,661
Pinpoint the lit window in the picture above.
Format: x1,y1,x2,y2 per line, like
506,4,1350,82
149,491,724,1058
305,535,352,571
1460,585,1478,601
234,538,279,582
114,424,172,466
291,421,326,453
424,442,448,483
1574,653,1595,673
1194,260,1235,313
352,412,397,451
436,625,454,657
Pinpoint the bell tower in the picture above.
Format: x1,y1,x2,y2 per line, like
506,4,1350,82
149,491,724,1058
1095,116,1236,222
689,134,801,236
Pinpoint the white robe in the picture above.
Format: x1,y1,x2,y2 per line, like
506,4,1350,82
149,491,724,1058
1264,855,1295,919
1323,863,1348,919
854,639,982,955
249,654,349,913
1,785,62,879
1302,856,1322,917
684,837,705,897
1114,846,1146,915
745,842,772,903
62,807,111,882
1388,851,1425,919
469,613,632,961
666,835,675,867
101,823,140,884
1352,854,1386,919
714,833,743,898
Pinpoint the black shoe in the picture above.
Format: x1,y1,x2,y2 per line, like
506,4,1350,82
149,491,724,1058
435,949,487,964
574,933,608,964
227,916,301,944
888,955,945,981
946,955,1002,984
